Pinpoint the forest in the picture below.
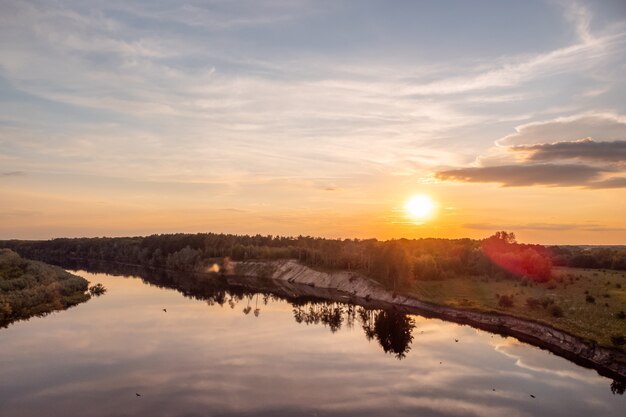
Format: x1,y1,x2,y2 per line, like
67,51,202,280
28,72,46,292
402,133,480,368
551,246,626,270
2,232,625,293
0,231,591,291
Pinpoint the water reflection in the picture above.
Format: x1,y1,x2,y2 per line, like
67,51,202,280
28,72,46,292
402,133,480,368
59,258,419,360
371,310,415,359
611,380,625,395
291,303,415,358
0,260,624,417
20,259,626,389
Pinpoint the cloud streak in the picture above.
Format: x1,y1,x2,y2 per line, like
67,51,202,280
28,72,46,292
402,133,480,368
585,176,626,189
436,164,606,187
512,138,626,163
497,114,626,146
464,222,625,232
438,112,626,189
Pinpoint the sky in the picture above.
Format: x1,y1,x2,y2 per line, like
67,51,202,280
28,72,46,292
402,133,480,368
1,0,626,244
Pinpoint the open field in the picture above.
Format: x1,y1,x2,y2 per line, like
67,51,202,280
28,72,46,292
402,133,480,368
406,267,626,350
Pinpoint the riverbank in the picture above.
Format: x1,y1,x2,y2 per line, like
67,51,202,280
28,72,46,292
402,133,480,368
0,249,90,327
232,259,626,380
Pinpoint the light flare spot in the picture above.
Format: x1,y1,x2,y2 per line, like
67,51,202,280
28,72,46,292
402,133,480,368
404,194,437,222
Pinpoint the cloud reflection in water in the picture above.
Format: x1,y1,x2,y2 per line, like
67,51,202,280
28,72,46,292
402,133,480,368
0,268,624,417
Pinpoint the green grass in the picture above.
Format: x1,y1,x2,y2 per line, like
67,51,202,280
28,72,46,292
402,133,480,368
404,267,626,350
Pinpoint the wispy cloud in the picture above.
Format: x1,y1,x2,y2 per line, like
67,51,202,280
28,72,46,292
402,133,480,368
436,163,607,187
563,0,594,43
1,171,25,177
497,113,626,146
585,176,626,189
464,222,624,232
512,138,626,163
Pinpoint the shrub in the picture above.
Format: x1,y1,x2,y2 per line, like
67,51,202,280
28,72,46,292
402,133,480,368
549,305,564,318
526,297,540,309
585,294,595,304
616,311,626,320
498,295,514,308
88,283,107,296
540,297,555,309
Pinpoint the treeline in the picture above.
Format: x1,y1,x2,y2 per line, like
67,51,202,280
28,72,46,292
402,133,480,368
0,249,90,327
550,246,626,271
1,231,555,290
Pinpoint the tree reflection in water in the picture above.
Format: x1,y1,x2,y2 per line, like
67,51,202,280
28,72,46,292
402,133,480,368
292,302,346,333
373,310,415,359
54,258,417,358
292,303,415,358
611,379,625,395
42,258,625,391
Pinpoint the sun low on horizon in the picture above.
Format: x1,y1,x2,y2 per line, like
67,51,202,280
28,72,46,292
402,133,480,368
2,2,626,416
0,0,625,245
404,194,437,224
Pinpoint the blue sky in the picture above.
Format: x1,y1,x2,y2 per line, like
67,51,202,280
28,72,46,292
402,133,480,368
1,0,626,242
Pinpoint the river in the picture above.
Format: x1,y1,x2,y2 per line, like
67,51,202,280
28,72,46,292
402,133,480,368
0,268,624,417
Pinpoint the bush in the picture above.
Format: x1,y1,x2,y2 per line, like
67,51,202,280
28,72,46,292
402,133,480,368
585,294,595,304
526,297,540,309
540,297,555,309
616,311,626,320
549,305,564,318
498,294,514,308
88,283,107,296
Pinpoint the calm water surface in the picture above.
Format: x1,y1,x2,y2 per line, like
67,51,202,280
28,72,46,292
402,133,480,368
0,270,624,417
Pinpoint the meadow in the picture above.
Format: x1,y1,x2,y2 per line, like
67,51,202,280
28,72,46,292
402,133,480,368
408,267,626,350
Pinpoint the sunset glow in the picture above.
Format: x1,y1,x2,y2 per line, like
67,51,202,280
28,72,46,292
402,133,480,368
1,3,626,414
405,195,437,223
0,1,625,244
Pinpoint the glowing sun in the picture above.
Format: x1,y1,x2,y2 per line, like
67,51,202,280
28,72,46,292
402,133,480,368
404,194,436,222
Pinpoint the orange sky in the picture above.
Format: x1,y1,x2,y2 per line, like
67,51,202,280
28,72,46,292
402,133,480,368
2,170,625,244
1,1,625,244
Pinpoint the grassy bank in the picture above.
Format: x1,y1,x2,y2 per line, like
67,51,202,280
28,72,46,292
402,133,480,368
0,249,90,327
405,267,626,350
